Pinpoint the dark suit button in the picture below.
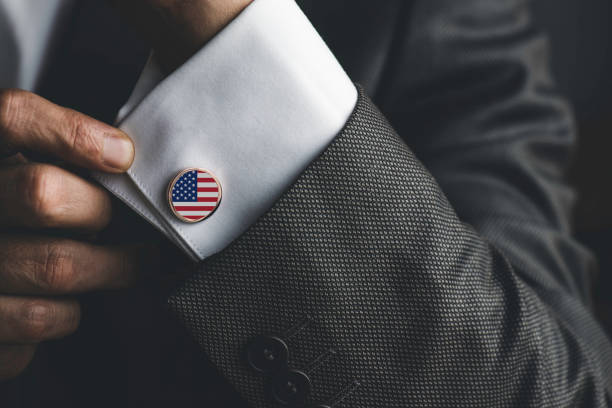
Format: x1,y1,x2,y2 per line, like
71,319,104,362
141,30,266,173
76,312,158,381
269,369,312,406
246,336,289,374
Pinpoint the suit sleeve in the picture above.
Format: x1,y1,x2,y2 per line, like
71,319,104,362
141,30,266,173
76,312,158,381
168,0,612,406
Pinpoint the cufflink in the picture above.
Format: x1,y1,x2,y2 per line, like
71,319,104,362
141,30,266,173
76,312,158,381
168,168,222,223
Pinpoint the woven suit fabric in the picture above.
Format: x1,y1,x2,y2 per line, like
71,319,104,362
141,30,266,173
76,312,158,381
168,88,612,407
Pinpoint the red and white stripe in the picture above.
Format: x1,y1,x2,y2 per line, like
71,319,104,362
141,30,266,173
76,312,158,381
172,171,220,221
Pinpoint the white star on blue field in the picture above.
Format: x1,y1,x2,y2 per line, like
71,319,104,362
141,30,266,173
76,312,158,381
172,170,198,202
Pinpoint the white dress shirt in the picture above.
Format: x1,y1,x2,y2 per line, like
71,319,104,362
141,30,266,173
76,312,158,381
0,0,357,261
0,0,70,90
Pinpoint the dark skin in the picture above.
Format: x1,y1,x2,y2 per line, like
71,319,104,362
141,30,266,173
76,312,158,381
110,0,253,72
0,0,252,380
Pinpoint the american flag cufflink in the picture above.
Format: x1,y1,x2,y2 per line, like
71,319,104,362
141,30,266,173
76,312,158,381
168,168,222,223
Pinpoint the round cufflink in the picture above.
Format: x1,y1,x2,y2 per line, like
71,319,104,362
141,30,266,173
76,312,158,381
168,168,222,223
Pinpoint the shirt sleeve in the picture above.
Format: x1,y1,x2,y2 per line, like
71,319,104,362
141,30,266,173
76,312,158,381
93,0,357,261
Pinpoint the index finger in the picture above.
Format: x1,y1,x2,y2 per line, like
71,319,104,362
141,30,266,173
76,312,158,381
0,89,134,173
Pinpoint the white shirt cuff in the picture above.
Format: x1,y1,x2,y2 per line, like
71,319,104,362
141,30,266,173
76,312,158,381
94,0,357,261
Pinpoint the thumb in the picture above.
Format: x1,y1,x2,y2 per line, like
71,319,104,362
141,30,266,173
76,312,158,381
0,89,134,173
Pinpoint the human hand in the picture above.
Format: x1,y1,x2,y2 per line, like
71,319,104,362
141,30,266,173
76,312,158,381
0,89,141,380
108,0,253,72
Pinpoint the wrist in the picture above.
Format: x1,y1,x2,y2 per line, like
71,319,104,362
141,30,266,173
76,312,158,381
157,0,253,71
112,0,253,73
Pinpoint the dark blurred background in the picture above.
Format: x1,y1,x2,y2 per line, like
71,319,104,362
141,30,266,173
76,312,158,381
531,0,612,335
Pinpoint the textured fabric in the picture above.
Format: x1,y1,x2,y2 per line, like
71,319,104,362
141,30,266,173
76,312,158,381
169,88,612,407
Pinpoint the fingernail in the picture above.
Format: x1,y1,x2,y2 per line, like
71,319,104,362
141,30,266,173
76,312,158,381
103,133,134,170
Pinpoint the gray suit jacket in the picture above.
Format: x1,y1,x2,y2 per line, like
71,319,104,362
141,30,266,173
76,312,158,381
168,0,612,405
3,0,612,406
169,86,612,406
